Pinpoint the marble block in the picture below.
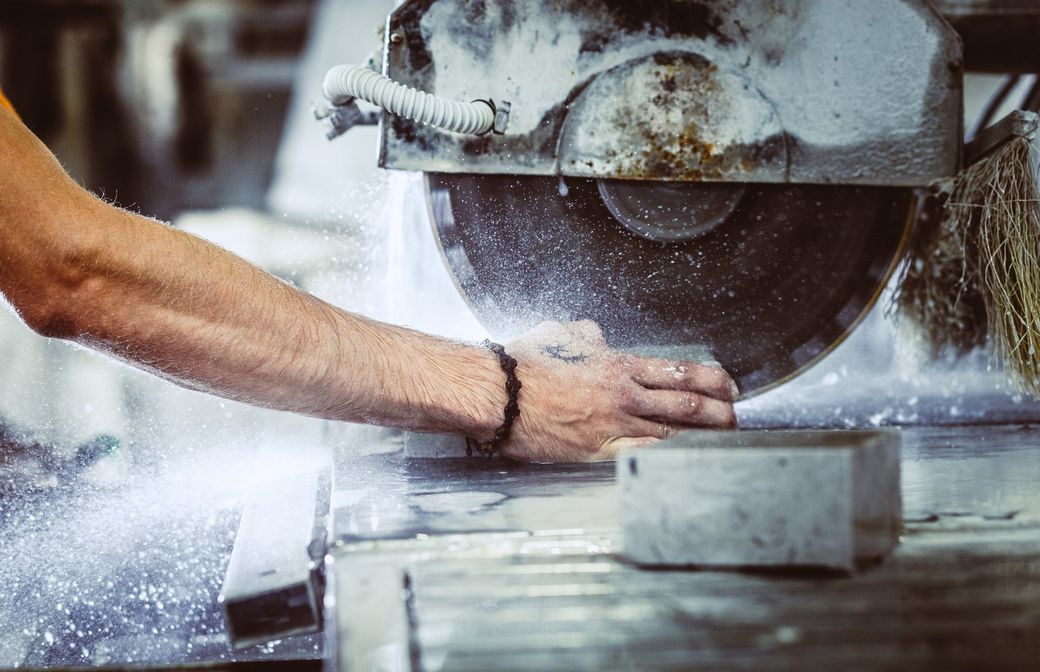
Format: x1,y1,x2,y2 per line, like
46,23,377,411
618,429,901,571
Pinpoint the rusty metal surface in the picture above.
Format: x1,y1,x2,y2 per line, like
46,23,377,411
377,0,961,186
557,52,788,183
326,423,1040,671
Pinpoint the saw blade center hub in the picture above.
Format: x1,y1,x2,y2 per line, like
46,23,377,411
596,179,745,243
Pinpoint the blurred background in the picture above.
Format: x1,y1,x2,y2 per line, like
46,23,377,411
0,0,1038,667
1,0,311,217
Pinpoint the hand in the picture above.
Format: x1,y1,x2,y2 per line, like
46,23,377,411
499,320,738,462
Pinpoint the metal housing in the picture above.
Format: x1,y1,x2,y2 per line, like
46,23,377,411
379,0,962,187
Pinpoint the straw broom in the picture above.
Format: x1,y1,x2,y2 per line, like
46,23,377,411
897,112,1040,394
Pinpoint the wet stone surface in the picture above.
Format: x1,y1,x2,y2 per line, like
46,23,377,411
328,424,1040,671
2,423,1038,669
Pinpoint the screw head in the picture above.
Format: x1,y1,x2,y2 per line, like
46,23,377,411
389,31,404,45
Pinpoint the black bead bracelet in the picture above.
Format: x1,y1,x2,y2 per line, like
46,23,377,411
466,340,521,458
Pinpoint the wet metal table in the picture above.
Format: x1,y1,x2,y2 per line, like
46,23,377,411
325,425,1040,672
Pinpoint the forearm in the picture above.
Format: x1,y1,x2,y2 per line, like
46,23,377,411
2,187,504,438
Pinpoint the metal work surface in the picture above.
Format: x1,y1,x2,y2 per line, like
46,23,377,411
219,468,328,649
327,425,1040,671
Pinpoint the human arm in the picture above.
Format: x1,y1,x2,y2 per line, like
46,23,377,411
0,104,736,461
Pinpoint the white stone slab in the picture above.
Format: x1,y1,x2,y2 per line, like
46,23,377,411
618,429,901,571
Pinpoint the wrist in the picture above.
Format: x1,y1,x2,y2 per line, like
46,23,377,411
464,340,521,456
438,342,507,442
320,317,513,441
386,331,506,441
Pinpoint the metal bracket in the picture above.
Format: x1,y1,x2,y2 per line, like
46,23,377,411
314,100,380,141
219,467,330,649
964,109,1040,167
492,99,510,135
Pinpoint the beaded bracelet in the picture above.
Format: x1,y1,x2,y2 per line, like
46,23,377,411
466,340,521,458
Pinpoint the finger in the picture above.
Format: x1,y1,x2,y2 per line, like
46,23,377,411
624,357,738,401
626,418,676,440
595,436,661,460
627,389,737,428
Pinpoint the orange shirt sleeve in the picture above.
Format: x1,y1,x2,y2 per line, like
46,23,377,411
0,88,16,115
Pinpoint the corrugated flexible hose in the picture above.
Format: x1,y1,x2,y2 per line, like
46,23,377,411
323,64,494,135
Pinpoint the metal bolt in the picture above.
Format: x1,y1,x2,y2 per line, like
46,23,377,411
389,32,404,45
493,99,512,135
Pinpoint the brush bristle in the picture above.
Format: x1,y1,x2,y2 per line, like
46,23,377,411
897,136,1040,393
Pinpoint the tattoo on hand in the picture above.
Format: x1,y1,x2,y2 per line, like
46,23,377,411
540,343,589,364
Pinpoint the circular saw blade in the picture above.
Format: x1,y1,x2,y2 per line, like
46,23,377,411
427,175,913,397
